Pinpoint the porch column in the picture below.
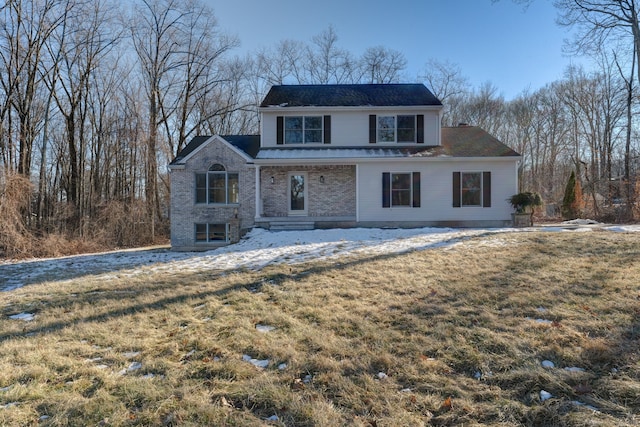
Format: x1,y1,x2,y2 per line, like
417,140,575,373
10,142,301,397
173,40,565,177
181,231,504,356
255,165,262,220
355,164,360,222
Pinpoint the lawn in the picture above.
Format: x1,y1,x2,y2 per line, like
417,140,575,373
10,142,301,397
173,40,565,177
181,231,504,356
1,230,639,426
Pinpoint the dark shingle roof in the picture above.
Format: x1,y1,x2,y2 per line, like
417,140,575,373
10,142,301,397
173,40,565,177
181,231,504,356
441,126,520,157
169,135,260,165
260,84,442,107
221,135,261,158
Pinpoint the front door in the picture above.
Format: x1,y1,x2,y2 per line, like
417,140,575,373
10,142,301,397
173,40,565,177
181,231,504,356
288,172,307,215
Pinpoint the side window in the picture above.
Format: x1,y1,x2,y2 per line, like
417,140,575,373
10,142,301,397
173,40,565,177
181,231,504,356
382,172,421,208
453,172,491,207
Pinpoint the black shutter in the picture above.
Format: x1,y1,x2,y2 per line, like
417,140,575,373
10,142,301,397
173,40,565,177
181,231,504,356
483,171,491,207
412,172,421,207
453,172,461,208
369,115,377,144
416,114,424,144
382,172,390,207
276,116,284,145
324,115,331,144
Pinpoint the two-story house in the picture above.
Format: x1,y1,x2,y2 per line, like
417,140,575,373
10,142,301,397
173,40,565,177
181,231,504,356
169,84,520,250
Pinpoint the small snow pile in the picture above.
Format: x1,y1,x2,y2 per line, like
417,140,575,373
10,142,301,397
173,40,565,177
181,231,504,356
540,390,552,401
118,362,143,375
541,360,555,369
1,402,19,409
9,312,34,321
562,219,601,225
242,354,269,368
255,324,275,333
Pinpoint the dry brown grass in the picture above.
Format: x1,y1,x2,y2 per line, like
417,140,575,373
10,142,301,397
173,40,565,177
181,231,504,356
1,231,639,426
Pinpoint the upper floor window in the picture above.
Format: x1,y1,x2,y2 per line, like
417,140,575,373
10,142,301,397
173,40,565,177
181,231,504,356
370,114,424,144
195,164,239,204
277,115,331,145
285,116,323,143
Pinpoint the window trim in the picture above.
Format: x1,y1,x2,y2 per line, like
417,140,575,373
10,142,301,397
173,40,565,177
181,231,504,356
284,115,324,144
376,115,417,143
461,172,482,207
195,164,239,205
194,223,229,243
453,171,491,208
382,171,421,208
369,113,425,144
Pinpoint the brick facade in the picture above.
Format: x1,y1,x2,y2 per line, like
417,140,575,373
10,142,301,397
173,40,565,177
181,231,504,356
261,165,356,217
170,138,255,250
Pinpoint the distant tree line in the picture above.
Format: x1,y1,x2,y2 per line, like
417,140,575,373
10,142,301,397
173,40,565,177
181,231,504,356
0,0,638,257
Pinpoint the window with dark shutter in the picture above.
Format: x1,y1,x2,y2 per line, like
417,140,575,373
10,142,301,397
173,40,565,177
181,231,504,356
453,172,461,207
382,172,390,207
483,171,491,207
324,115,331,144
369,115,377,144
276,116,284,144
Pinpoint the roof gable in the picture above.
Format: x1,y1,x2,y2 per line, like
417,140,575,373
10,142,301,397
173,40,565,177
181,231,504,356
260,84,442,108
169,135,260,166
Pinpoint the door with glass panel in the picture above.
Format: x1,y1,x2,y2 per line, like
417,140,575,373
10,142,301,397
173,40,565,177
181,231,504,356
288,172,307,215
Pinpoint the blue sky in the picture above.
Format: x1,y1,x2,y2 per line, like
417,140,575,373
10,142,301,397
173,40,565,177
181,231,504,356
208,0,585,100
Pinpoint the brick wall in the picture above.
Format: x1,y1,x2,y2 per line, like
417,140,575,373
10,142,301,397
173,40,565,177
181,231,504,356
261,165,356,217
170,138,256,250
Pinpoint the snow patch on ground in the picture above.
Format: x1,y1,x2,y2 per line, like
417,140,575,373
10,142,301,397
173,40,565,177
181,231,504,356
2,224,640,292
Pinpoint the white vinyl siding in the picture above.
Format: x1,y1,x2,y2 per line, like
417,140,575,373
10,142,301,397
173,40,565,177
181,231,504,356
261,110,440,147
357,160,516,223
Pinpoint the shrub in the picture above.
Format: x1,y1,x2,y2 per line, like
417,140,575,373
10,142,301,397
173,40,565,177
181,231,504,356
561,170,583,220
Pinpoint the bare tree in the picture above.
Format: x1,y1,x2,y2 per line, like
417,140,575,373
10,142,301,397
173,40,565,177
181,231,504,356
304,26,356,84
359,46,407,83
0,0,67,176
419,59,470,126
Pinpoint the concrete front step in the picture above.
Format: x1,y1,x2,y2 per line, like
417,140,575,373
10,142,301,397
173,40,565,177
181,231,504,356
269,221,315,231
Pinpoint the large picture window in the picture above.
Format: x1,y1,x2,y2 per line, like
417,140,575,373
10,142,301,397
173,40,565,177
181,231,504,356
285,116,323,143
195,164,239,204
382,172,421,208
195,223,228,242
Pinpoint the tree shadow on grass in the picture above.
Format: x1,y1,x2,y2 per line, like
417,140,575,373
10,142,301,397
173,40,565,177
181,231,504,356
0,246,448,344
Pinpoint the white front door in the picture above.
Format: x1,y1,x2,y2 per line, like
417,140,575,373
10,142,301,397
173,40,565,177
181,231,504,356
288,172,307,215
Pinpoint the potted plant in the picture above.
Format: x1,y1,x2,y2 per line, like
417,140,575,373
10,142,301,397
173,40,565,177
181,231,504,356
508,192,543,227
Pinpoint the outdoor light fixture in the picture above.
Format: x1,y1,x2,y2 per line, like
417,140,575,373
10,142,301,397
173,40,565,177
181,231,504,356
270,176,275,184
319,175,325,184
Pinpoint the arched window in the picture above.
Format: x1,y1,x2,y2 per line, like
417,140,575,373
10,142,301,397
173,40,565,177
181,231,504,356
195,164,239,204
